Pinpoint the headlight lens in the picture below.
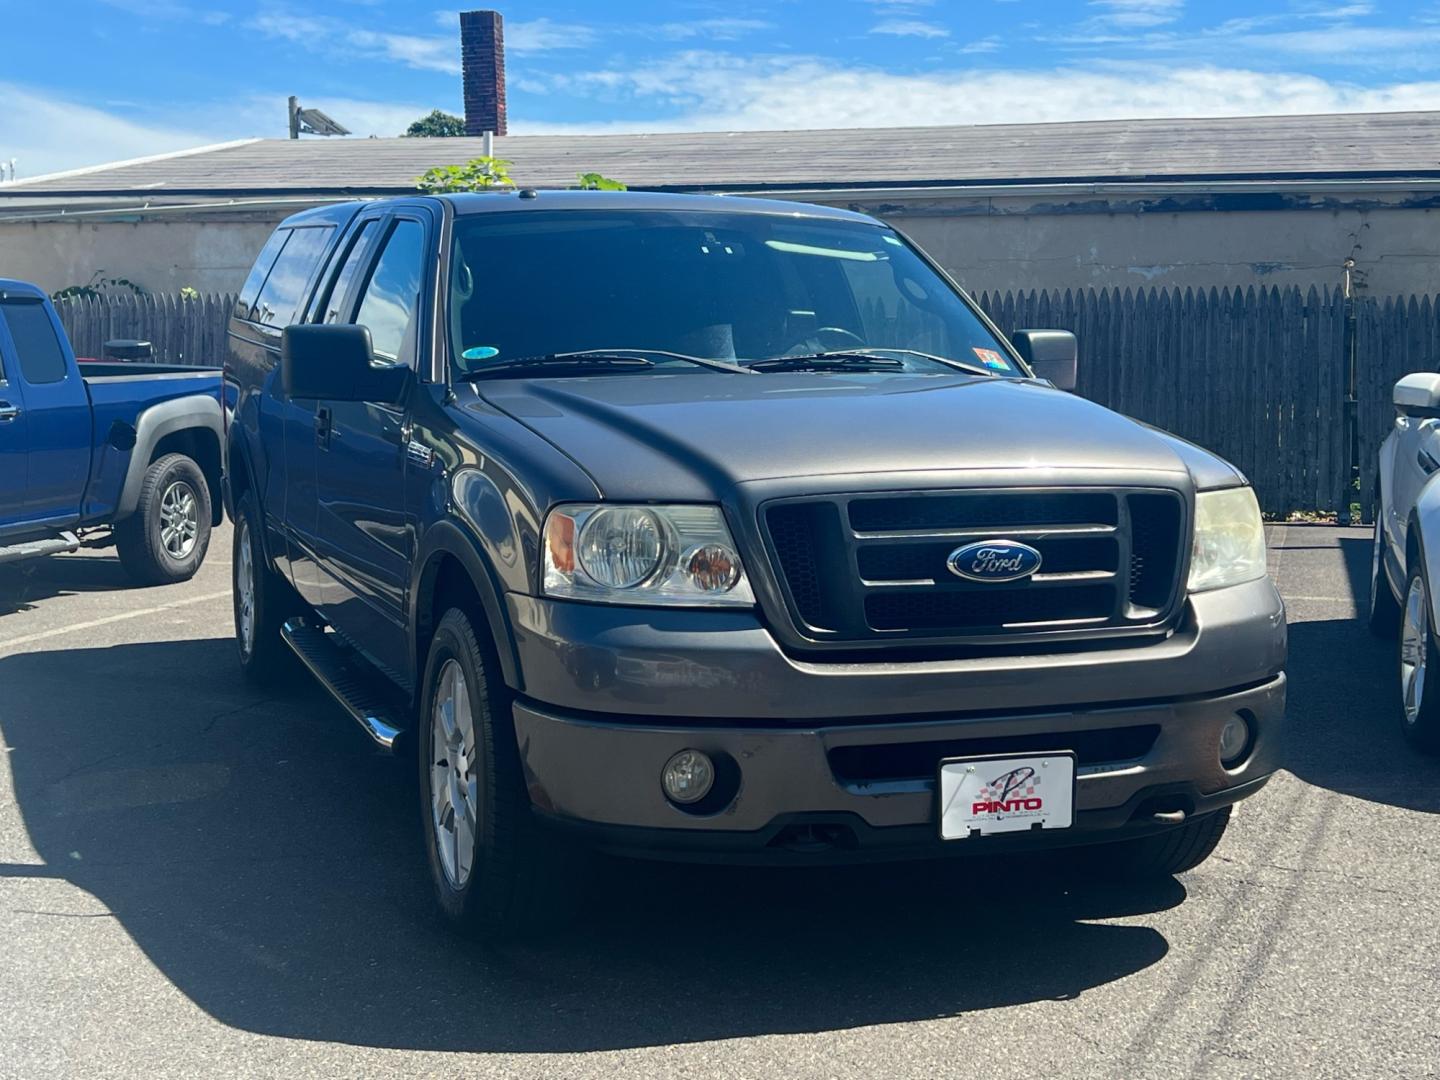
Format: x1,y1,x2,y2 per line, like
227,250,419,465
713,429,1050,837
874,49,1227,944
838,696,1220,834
543,504,755,606
1188,487,1266,592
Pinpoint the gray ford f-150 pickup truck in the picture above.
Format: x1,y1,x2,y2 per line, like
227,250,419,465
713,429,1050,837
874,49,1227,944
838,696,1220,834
224,191,1286,939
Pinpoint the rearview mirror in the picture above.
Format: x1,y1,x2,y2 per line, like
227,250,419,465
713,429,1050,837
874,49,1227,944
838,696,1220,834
1394,372,1440,419
1011,329,1078,391
281,324,410,404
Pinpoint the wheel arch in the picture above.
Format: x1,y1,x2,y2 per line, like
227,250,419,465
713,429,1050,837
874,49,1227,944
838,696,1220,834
411,520,522,695
118,395,225,525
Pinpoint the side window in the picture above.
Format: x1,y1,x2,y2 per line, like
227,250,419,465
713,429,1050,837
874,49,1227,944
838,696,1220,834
353,220,426,367
1,300,69,385
235,229,289,320
253,226,334,328
316,220,379,324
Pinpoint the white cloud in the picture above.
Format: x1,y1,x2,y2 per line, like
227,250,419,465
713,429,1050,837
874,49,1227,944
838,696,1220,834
0,83,215,180
959,36,1002,54
506,17,598,54
250,11,591,73
536,52,1440,131
655,18,773,41
872,19,950,38
1088,0,1184,29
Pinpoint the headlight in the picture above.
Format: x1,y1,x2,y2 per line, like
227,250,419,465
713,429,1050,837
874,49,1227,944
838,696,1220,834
543,504,755,607
1188,487,1266,592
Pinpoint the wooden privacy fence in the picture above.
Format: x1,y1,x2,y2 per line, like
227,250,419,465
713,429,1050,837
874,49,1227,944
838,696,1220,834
54,292,236,370
48,286,1440,516
978,286,1440,517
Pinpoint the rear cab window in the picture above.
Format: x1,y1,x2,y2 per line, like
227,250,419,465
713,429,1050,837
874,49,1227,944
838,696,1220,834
0,299,70,384
235,229,289,321
252,226,335,329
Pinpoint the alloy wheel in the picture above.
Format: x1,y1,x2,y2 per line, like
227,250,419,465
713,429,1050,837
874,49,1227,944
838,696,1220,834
159,480,199,560
1402,574,1430,726
236,519,256,656
430,658,479,890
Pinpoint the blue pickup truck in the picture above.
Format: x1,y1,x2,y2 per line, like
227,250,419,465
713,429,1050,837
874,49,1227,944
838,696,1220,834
0,279,223,583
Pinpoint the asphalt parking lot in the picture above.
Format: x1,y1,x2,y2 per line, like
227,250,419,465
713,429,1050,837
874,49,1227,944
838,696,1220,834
1,524,1437,1079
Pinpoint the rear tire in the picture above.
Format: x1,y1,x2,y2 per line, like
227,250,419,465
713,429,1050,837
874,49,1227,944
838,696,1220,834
1398,563,1440,754
233,490,303,686
114,453,211,585
418,607,576,941
1368,505,1402,637
1095,806,1233,878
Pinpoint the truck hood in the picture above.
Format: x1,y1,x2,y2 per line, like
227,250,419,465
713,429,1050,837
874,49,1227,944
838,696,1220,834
475,373,1242,502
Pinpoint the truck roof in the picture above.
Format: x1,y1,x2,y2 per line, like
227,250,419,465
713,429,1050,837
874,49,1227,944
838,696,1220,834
0,279,47,300
279,190,880,230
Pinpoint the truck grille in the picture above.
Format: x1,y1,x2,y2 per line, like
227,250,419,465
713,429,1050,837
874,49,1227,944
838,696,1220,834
763,488,1186,648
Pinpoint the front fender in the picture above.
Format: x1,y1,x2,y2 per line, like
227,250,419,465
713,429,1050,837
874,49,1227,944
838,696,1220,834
1410,478,1440,629
117,395,224,518
410,518,523,692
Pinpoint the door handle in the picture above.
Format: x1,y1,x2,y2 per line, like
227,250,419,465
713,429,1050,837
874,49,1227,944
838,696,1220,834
314,406,332,449
0,402,19,423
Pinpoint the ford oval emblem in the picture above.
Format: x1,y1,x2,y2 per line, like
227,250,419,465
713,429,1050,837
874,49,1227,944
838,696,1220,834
946,539,1043,583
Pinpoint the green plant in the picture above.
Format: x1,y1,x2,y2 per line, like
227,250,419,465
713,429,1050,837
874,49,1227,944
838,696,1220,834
576,172,627,191
404,110,467,138
416,156,515,193
51,272,146,302
179,286,199,301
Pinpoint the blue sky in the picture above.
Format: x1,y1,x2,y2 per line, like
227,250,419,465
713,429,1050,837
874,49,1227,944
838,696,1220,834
4,0,1440,178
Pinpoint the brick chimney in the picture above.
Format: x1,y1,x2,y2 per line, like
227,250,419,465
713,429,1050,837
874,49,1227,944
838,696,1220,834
460,10,507,136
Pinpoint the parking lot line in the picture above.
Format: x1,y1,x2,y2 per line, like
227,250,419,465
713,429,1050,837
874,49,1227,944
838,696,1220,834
0,590,230,656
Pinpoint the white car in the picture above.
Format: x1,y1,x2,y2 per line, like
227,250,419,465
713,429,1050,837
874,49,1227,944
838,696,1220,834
1370,371,1440,753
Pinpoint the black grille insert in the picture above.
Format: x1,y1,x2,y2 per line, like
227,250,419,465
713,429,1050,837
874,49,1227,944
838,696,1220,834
762,487,1186,648
866,585,1115,631
849,491,1118,532
828,725,1161,783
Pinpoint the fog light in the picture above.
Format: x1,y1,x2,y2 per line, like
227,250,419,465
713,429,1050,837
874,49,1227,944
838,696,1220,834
662,749,714,805
1219,714,1251,767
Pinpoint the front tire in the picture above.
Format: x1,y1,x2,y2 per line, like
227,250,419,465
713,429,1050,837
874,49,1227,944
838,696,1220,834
418,607,574,940
1095,807,1233,878
1398,564,1440,753
114,453,211,585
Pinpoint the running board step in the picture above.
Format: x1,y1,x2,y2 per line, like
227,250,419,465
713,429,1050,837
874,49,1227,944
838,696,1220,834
0,531,80,566
280,618,406,752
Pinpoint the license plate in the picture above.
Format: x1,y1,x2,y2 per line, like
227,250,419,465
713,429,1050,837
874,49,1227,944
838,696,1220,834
938,752,1076,840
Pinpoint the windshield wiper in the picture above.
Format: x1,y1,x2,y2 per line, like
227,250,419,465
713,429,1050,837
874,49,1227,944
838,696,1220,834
747,353,906,373
457,347,750,380
746,349,1000,377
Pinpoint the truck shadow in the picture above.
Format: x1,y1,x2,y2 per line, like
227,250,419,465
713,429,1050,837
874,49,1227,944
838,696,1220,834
0,551,131,614
0,637,1177,1052
1279,533,1440,812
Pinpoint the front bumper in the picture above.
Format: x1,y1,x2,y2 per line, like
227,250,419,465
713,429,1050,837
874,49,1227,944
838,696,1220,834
513,673,1285,862
506,576,1286,861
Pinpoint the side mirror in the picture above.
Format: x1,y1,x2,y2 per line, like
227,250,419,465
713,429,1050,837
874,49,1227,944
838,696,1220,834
281,324,410,404
1394,372,1440,419
1011,329,1078,391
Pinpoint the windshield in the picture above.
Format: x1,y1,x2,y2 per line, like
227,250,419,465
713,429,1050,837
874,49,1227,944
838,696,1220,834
447,209,1024,377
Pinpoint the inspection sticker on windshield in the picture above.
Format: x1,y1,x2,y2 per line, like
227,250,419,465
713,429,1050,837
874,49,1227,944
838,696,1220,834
938,752,1075,839
972,347,1013,372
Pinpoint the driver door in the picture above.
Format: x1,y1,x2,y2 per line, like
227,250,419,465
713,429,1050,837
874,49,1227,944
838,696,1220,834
312,210,434,681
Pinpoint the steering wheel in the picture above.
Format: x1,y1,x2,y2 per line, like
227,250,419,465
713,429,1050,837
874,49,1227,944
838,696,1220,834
785,325,867,353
